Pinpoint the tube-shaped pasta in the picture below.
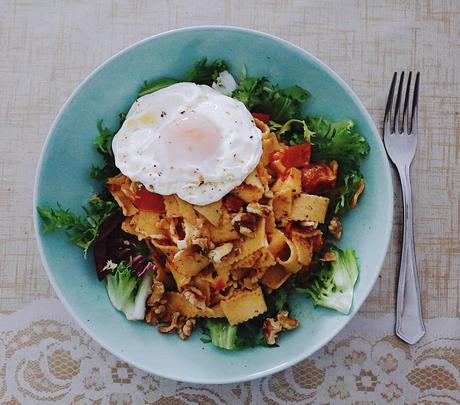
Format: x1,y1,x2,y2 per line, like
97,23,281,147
268,228,287,257
276,238,302,273
292,233,313,267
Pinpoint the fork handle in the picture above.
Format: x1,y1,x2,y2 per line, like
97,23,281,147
395,164,426,344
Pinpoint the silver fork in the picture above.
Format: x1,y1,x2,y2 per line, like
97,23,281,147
383,72,425,344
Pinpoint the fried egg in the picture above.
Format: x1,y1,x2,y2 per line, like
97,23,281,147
112,82,262,205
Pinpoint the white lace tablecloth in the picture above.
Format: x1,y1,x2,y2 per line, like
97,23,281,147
1,299,459,404
1,0,459,403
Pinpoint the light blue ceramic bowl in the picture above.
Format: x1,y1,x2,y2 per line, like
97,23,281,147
34,26,393,384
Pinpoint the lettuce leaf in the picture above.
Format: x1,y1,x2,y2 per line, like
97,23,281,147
333,171,365,215
201,318,268,351
232,76,309,122
297,246,359,314
201,281,295,351
106,262,154,320
138,58,229,97
90,120,119,183
37,195,118,257
308,117,370,175
270,119,314,145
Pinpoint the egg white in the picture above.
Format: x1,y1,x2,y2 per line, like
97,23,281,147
112,82,262,205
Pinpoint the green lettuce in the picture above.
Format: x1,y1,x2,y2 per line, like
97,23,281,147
106,262,154,320
308,117,370,175
298,247,359,314
138,58,229,97
232,75,309,122
37,195,118,257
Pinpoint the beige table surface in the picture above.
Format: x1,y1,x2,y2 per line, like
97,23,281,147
0,1,459,404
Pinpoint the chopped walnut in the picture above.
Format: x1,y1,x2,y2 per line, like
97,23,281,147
178,318,196,340
263,318,283,345
264,189,274,199
192,237,214,252
146,281,167,325
322,251,337,261
176,239,187,250
277,310,299,330
169,218,186,246
350,179,365,208
239,226,254,236
146,299,168,325
158,312,196,340
246,202,272,217
145,301,167,325
328,215,342,239
183,286,207,310
241,276,258,291
232,213,257,236
208,242,233,263
147,280,165,306
158,312,181,333
263,311,299,345
153,304,166,315
145,308,159,325
300,220,318,229
330,160,339,177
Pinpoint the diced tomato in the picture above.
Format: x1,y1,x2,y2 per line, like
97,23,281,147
223,194,245,213
214,278,225,291
280,144,311,168
108,184,121,192
251,112,270,124
132,187,165,212
301,163,337,194
270,143,311,171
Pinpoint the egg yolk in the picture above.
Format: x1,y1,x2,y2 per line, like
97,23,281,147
156,113,222,168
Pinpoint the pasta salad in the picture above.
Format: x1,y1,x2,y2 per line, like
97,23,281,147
38,59,370,349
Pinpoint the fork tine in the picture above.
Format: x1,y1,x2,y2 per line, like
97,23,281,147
410,72,420,134
393,72,405,132
401,72,412,133
384,72,397,134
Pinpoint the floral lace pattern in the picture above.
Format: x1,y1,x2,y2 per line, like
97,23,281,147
0,299,459,404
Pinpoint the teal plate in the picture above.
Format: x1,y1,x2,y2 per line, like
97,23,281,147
34,26,393,384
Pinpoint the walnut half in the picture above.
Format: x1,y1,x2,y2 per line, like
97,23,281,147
145,281,167,325
246,202,272,217
350,179,365,208
232,213,257,236
263,310,299,345
183,286,207,310
178,318,196,340
328,215,342,239
158,312,196,340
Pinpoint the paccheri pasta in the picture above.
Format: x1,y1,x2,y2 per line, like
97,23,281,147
38,59,370,350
